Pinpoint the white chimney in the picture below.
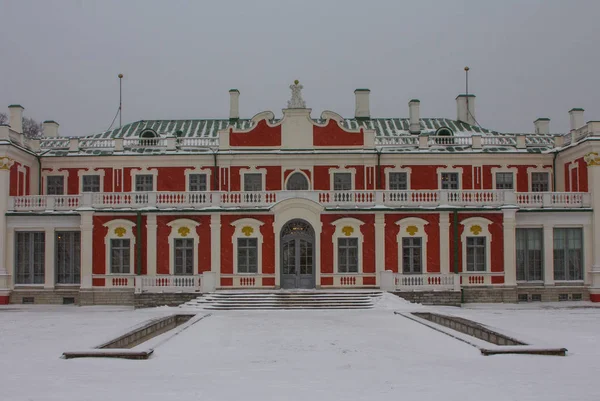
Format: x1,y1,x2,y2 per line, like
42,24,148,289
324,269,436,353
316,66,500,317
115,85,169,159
569,108,585,131
43,120,59,137
533,118,550,134
456,94,476,125
408,99,421,134
354,89,370,119
229,89,240,121
8,104,24,133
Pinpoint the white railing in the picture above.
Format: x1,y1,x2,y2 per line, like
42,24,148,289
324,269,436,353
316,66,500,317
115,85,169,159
177,137,219,148
482,136,517,146
375,136,419,147
573,126,590,143
394,273,459,291
136,275,202,293
460,272,499,286
78,138,116,149
8,191,592,212
92,275,136,288
123,137,168,149
526,136,555,147
40,138,70,150
428,136,472,146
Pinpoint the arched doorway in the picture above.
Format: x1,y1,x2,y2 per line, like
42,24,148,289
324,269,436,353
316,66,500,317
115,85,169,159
280,219,315,289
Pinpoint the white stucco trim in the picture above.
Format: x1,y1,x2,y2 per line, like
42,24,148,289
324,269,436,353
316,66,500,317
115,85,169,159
329,167,357,190
490,166,518,190
131,167,158,192
385,167,412,190
331,217,364,274
284,169,312,190
42,169,69,195
527,165,553,191
460,217,492,273
240,167,267,191
78,168,106,193
184,168,211,191
231,218,264,274
396,217,429,274
103,219,136,275
436,166,463,189
167,218,200,275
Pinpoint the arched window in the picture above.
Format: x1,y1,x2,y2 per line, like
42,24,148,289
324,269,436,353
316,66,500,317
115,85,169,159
140,129,159,146
286,172,309,191
434,127,454,145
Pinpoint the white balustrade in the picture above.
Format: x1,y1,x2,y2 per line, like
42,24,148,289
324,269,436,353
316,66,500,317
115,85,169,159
177,137,219,148
460,273,495,286
383,190,439,206
78,138,116,149
482,136,517,146
375,136,419,147
92,275,136,288
318,191,376,206
156,192,215,208
428,136,472,146
40,138,70,150
220,191,278,207
10,195,82,211
526,136,555,147
136,275,202,293
394,273,458,291
123,137,168,149
446,190,507,206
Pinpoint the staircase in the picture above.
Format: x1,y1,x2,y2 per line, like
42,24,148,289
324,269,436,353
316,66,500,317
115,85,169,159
181,290,383,310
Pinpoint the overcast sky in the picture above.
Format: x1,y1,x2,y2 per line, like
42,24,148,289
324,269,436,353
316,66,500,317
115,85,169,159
1,0,599,136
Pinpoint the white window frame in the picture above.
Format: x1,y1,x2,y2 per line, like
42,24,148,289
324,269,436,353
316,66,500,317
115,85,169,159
437,167,463,190
386,167,412,190
331,217,364,274
240,167,266,192
329,167,356,191
42,169,69,195
284,169,311,190
396,217,429,274
231,218,264,274
131,168,158,192
167,219,200,275
491,167,517,190
103,219,136,275
527,166,552,192
78,169,106,193
184,168,211,192
460,217,492,273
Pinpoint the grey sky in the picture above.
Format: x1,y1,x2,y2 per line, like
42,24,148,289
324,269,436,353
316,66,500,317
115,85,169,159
1,0,599,137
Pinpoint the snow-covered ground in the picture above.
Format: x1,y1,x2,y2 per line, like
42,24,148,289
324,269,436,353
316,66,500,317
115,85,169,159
1,295,599,401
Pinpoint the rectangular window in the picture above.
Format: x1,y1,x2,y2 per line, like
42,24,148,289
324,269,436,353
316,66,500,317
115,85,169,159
495,172,514,190
389,172,408,190
553,228,583,281
82,175,101,192
466,237,486,272
516,228,543,281
531,172,550,192
333,173,352,191
15,232,45,285
441,172,459,189
46,176,64,195
243,173,262,192
338,237,359,273
135,174,154,192
402,237,422,274
56,231,81,284
174,238,194,275
237,238,258,273
189,174,207,191
110,239,131,274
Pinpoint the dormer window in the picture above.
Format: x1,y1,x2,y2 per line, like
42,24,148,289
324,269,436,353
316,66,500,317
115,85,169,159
434,127,454,145
140,129,159,146
436,127,453,137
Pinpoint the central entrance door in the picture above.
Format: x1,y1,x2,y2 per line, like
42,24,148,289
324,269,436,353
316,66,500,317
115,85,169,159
281,219,315,289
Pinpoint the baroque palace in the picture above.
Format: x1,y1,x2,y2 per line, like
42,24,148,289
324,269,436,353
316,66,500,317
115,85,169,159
1,82,599,305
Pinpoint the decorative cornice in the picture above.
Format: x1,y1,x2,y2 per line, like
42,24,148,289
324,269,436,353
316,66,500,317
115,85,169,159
0,157,15,171
584,152,600,166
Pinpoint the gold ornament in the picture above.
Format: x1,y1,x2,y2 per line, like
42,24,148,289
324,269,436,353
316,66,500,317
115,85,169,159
406,226,418,236
584,152,600,166
242,226,254,237
342,226,354,236
114,227,126,237
178,226,190,237
470,225,482,235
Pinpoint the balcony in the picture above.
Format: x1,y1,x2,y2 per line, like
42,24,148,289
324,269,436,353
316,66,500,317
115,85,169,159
7,190,591,212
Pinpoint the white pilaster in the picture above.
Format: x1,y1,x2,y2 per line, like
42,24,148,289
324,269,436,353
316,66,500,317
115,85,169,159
584,222,593,286
584,152,600,301
374,213,385,286
210,214,221,285
0,157,15,302
543,224,555,285
44,227,55,289
502,209,517,286
80,212,94,289
439,212,450,274
146,214,157,276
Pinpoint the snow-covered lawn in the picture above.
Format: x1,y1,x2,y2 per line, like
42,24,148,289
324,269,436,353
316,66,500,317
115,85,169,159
1,295,599,401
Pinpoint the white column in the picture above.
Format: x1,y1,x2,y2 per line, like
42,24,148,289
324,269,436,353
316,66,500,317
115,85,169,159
80,212,94,289
584,152,600,301
44,227,55,289
584,222,593,286
146,214,157,276
210,214,221,285
543,224,555,286
0,157,15,303
374,213,385,286
502,209,517,286
439,212,450,274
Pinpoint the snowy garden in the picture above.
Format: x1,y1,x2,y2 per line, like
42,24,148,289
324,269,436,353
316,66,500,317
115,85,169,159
1,294,598,401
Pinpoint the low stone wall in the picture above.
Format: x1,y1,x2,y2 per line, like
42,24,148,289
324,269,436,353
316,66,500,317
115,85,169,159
10,288,81,305
392,291,461,306
134,293,201,309
515,286,589,302
462,287,518,303
79,290,135,306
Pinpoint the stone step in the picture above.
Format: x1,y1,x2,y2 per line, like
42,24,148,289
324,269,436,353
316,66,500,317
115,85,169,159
204,305,374,310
